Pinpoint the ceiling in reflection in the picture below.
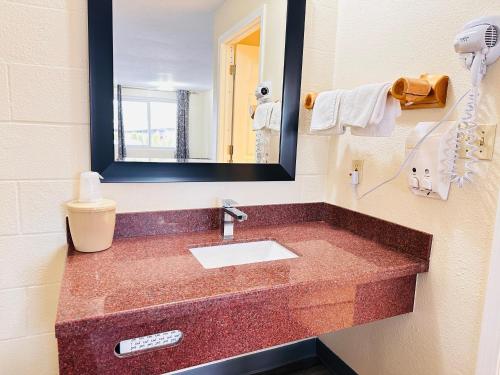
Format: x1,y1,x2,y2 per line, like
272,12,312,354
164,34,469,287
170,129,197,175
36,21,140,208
113,0,225,91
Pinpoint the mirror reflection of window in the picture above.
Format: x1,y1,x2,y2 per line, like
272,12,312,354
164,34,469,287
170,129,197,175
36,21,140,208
114,87,179,161
151,102,177,148
122,101,149,147
123,100,177,149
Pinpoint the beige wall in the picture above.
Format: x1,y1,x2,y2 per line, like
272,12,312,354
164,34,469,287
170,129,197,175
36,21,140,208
0,1,333,373
320,1,500,374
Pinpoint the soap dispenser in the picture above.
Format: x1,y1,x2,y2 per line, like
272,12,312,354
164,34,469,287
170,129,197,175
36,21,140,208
66,172,116,253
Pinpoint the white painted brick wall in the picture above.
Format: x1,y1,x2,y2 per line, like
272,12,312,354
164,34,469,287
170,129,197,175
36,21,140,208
0,124,89,180
0,65,10,120
9,65,89,124
0,0,337,373
0,182,19,235
0,288,27,340
0,234,67,289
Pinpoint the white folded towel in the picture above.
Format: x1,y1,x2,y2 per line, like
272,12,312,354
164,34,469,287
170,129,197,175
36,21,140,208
310,90,345,134
351,95,402,137
369,83,393,126
339,82,392,129
268,102,282,132
253,102,273,131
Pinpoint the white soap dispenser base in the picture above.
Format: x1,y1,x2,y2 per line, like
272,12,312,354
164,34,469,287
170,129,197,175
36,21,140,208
66,199,117,253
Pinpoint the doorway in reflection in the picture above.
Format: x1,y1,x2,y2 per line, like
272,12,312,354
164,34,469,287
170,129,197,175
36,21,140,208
219,24,261,163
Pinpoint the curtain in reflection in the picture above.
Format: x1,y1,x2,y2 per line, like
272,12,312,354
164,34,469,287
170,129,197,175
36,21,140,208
175,90,190,160
116,85,127,160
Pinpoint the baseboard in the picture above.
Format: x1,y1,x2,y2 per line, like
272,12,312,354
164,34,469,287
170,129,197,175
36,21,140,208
170,339,317,375
255,356,322,374
316,340,358,375
170,338,357,375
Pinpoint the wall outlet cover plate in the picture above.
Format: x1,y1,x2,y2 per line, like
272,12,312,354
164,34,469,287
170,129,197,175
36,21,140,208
458,124,497,160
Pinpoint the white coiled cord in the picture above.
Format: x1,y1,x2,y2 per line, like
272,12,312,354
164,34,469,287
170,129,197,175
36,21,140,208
451,86,480,187
354,88,476,200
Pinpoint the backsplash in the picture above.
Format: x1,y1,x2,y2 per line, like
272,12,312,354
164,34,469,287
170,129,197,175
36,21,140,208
108,203,432,262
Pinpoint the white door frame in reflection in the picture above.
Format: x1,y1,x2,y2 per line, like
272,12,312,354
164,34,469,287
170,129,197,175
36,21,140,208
215,5,267,163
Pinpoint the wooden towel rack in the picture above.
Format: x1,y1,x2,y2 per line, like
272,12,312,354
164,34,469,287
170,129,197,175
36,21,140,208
304,74,449,111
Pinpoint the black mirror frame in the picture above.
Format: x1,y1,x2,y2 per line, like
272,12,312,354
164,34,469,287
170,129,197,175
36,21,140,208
88,0,306,183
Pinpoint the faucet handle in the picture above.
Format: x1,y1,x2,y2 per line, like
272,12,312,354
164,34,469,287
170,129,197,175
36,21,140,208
221,199,238,208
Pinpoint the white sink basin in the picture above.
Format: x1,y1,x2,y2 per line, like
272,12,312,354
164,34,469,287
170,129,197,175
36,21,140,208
189,240,298,269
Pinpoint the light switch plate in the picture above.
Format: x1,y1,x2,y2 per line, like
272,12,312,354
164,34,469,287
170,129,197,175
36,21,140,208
458,124,497,160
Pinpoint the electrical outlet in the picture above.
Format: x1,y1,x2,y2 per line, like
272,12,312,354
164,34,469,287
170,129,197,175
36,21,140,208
352,160,364,182
458,124,497,160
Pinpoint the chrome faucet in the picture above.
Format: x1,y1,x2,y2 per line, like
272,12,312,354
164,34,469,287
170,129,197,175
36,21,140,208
221,199,248,240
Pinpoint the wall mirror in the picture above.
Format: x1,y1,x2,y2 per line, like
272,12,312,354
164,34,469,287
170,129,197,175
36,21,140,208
89,0,305,182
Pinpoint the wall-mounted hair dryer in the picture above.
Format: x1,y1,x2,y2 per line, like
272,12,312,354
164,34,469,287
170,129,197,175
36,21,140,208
449,16,500,187
357,16,500,200
454,16,500,86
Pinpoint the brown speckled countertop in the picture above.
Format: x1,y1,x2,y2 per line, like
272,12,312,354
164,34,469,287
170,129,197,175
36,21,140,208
57,222,426,330
56,203,432,375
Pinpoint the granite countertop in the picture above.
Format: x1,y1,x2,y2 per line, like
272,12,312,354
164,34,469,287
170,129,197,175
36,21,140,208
56,220,427,335
55,203,432,374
